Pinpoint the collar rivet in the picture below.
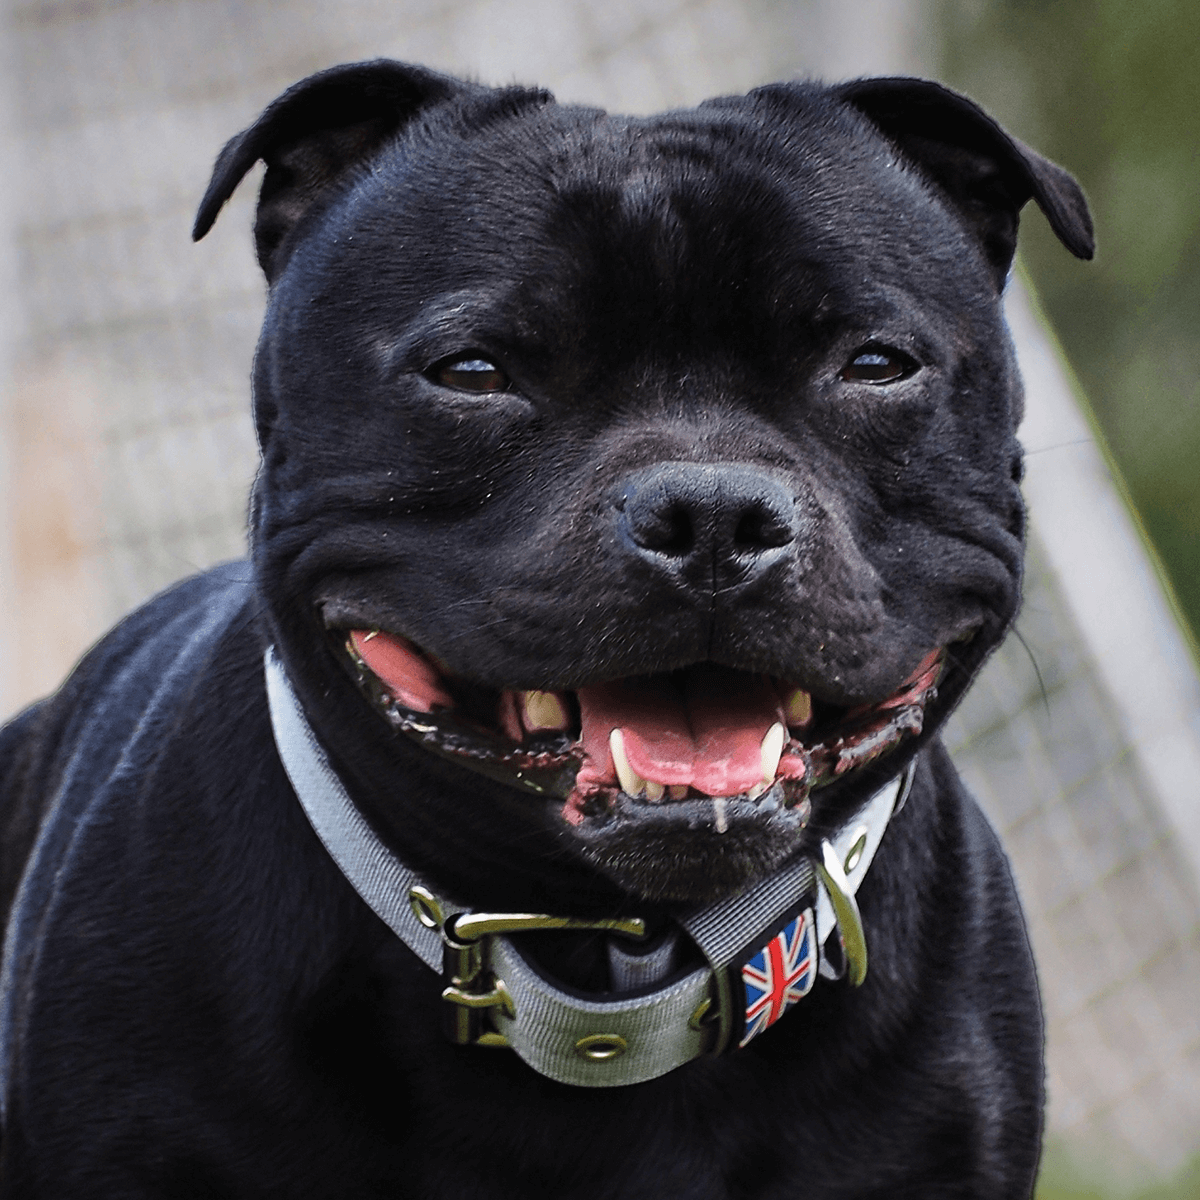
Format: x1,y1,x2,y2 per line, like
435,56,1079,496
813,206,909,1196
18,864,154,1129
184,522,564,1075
575,1034,628,1061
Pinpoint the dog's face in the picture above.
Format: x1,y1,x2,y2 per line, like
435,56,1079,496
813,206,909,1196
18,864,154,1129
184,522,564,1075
196,65,1091,904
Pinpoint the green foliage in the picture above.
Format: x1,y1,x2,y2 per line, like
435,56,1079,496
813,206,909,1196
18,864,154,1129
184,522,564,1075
1035,1144,1200,1198
1138,1159,1200,1200
937,0,1200,644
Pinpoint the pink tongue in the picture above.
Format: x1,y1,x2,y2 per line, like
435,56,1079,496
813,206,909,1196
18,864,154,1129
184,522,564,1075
350,630,454,712
576,666,784,797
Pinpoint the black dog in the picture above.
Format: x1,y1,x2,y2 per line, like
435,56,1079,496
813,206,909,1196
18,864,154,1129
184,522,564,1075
0,62,1091,1197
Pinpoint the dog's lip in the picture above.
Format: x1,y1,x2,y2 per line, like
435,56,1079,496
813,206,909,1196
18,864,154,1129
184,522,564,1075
566,783,811,846
331,624,944,828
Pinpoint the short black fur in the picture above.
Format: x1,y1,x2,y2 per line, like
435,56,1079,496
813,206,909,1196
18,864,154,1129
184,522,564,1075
0,62,1091,1196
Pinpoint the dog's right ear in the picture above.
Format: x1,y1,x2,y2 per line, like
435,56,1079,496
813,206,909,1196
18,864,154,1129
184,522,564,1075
192,60,470,282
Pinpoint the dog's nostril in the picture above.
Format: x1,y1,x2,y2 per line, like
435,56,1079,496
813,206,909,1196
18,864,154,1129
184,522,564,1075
632,502,695,556
734,505,794,551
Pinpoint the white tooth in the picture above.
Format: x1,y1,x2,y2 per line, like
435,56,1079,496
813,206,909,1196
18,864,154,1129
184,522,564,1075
522,689,569,731
783,688,812,727
609,729,647,798
668,784,689,801
747,781,768,801
644,780,665,802
713,796,728,834
760,722,786,784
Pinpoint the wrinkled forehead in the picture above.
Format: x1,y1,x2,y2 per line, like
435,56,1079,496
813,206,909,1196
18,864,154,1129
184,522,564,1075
304,93,985,341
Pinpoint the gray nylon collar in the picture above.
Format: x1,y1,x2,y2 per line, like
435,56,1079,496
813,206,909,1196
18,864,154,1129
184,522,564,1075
265,648,907,1086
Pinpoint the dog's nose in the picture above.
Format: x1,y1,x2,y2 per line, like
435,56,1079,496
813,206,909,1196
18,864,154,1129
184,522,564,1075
615,463,796,588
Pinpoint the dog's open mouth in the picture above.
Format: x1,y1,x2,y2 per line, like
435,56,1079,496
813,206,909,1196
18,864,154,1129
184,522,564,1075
337,630,943,830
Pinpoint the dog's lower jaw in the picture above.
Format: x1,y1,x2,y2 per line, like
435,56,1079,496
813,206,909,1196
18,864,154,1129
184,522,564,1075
571,788,813,901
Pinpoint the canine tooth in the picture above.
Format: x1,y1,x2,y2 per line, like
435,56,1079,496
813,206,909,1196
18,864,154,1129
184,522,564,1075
644,780,665,802
609,729,647,798
760,722,786,784
521,689,569,731
668,785,689,800
783,688,812,727
747,781,768,801
713,797,728,834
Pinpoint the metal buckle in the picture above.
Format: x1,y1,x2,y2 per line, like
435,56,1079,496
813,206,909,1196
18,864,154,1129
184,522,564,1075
408,887,648,1048
814,839,868,987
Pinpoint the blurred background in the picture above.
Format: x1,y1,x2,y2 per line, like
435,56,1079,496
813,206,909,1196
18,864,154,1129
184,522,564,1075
1,0,1198,1194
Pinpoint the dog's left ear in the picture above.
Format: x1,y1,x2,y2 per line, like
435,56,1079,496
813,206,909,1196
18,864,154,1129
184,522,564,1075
192,59,474,281
833,77,1094,286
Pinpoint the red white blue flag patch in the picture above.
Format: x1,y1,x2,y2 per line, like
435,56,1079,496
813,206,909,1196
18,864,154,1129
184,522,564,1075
739,907,817,1047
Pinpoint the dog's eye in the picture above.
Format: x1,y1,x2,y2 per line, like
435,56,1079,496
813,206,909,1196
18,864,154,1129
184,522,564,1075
840,346,917,384
434,357,510,394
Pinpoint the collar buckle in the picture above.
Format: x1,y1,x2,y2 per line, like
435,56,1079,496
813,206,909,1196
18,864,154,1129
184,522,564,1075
439,913,509,1047
428,902,648,1048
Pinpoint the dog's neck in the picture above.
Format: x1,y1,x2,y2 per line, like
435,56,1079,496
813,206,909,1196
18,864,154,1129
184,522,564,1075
265,648,910,1085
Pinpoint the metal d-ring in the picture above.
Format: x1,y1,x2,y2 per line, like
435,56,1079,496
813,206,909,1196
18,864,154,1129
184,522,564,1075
842,824,870,875
815,839,868,987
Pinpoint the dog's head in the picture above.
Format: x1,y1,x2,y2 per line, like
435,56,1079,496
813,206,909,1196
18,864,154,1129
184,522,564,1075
195,63,1091,907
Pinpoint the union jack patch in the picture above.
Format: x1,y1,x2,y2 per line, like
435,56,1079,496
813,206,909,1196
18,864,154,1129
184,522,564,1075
738,907,817,1047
